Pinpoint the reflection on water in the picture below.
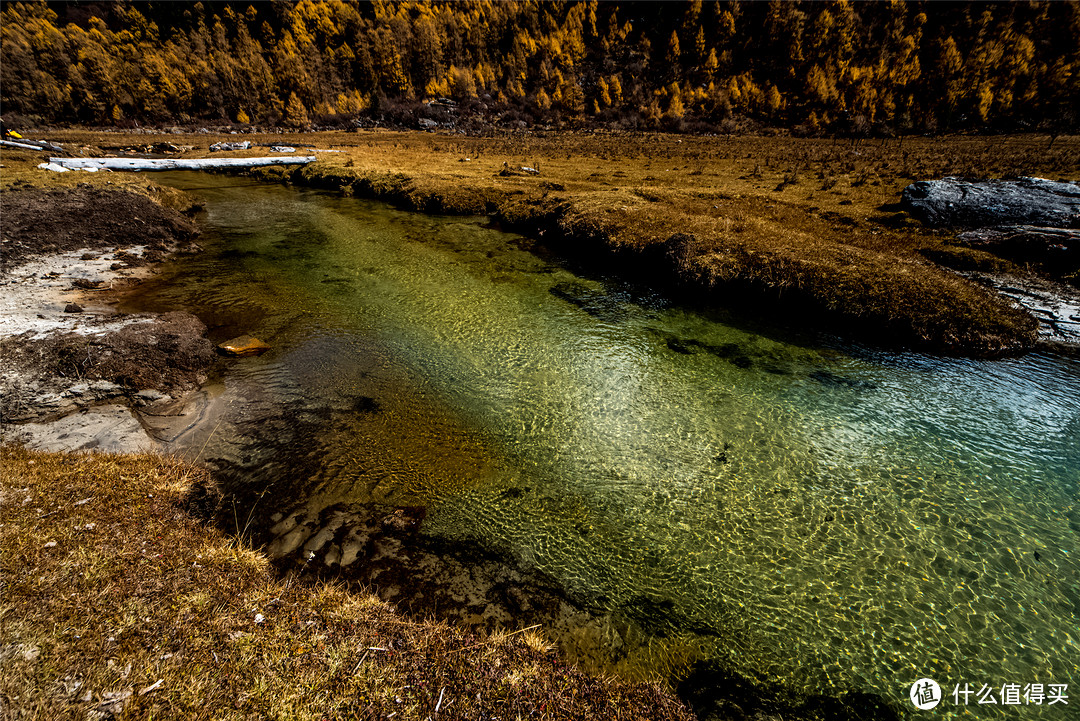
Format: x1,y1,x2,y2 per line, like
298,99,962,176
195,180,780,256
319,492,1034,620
127,175,1080,716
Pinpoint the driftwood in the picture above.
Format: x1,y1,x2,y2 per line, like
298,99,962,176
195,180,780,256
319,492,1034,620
2,138,66,153
47,156,316,171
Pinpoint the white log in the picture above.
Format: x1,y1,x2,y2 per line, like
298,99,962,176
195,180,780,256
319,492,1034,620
47,156,316,171
3,139,48,151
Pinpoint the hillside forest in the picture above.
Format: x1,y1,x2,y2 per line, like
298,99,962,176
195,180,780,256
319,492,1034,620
2,0,1078,135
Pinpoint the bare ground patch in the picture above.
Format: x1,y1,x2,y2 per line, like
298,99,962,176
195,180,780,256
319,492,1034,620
0,185,199,271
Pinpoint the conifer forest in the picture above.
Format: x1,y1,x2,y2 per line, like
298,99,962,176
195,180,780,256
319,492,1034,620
3,0,1078,135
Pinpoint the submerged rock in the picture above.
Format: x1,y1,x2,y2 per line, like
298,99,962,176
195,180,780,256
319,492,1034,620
901,176,1080,228
548,281,627,323
217,335,271,357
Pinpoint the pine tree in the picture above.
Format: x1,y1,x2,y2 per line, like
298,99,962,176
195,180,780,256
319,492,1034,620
667,30,681,71
284,91,310,127
597,77,611,107
666,82,685,120
704,48,719,81
608,75,623,105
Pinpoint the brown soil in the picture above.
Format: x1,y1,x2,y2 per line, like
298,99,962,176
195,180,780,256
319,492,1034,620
0,312,218,424
7,311,216,392
0,185,199,271
0,180,215,424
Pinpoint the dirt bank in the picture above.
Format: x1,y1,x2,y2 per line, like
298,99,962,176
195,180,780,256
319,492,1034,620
0,178,216,451
0,184,200,270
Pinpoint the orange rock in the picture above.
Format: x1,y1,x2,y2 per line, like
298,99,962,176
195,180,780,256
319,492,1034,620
216,335,270,357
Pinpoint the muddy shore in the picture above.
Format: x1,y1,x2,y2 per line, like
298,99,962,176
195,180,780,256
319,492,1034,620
0,182,217,451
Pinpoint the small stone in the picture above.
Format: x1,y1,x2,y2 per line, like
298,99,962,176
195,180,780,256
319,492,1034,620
216,335,271,357
44,540,57,548
72,278,105,290
64,303,84,313
67,382,90,396
57,675,83,697
134,389,169,405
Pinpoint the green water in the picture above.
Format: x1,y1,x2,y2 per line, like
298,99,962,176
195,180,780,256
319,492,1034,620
130,175,1078,716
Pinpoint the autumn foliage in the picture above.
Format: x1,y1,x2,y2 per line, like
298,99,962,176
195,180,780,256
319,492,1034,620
2,0,1077,134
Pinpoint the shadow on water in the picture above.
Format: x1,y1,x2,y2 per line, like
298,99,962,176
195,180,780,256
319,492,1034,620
133,173,1078,720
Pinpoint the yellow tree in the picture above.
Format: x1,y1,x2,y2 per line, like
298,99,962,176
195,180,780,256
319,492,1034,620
285,91,310,126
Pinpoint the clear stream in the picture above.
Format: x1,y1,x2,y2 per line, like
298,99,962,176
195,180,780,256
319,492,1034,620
129,175,1078,716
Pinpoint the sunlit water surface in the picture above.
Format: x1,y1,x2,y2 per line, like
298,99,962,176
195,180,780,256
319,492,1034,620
128,175,1079,716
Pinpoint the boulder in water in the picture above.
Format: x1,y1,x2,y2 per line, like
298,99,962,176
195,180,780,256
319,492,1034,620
216,335,270,357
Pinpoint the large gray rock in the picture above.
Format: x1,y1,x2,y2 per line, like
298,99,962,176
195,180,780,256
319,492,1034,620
901,176,1080,227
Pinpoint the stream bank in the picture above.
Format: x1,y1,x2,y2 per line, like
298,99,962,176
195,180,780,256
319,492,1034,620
0,180,218,452
5,139,1078,720
109,173,1079,721
0,170,825,721
250,158,1047,358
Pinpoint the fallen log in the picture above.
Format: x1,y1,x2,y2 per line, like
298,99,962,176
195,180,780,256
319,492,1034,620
2,138,67,153
46,156,316,171
3,139,45,151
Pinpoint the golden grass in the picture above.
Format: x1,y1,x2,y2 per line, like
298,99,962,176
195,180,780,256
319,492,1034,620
5,129,1079,354
0,446,693,720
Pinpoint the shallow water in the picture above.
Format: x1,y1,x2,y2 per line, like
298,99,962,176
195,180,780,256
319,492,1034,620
129,174,1079,716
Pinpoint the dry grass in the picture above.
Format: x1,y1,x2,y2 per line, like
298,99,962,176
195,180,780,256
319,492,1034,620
0,446,693,720
5,129,1080,354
